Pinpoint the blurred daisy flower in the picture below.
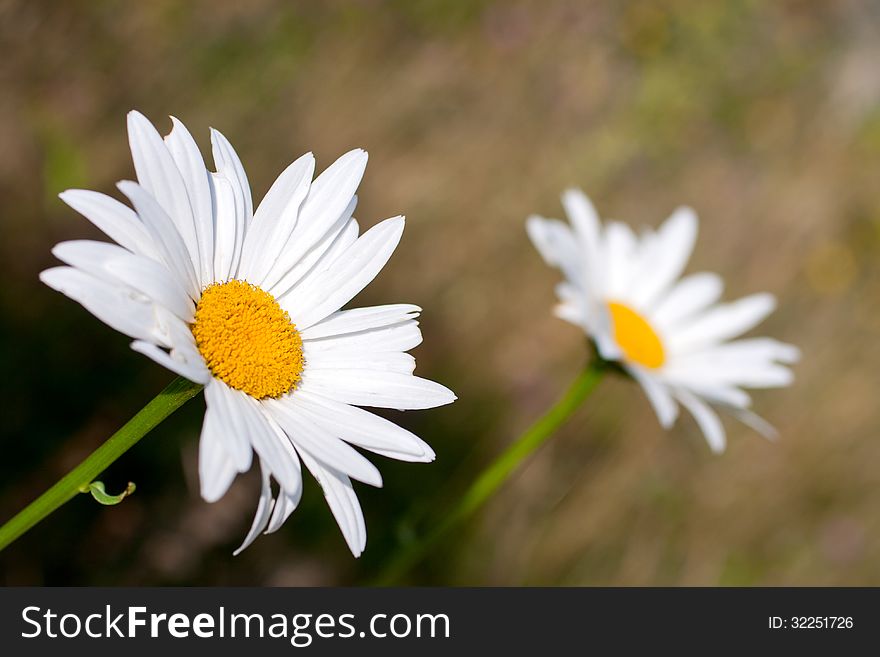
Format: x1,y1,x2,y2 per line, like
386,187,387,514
41,111,455,556
527,190,798,452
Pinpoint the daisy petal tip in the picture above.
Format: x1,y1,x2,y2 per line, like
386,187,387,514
561,187,589,204
708,440,726,455
38,266,73,291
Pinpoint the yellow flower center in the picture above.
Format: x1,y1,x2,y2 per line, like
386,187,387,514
192,280,304,399
607,301,665,369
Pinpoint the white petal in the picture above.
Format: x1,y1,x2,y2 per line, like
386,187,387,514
296,448,366,557
233,459,275,555
165,116,215,286
203,381,254,472
239,152,315,283
210,129,252,277
668,293,777,353
526,216,588,293
663,360,795,389
651,272,723,329
300,368,456,410
561,189,602,255
303,320,422,357
265,416,304,534
687,337,800,365
268,209,359,300
290,390,435,462
561,188,603,287
675,389,727,453
265,487,302,535
131,339,211,383
630,206,697,308
117,180,199,298
58,189,159,259
730,408,778,440
304,346,415,374
266,399,383,487
627,365,679,428
127,111,201,277
684,384,751,409
299,304,420,340
603,221,638,300
209,172,238,283
52,240,193,321
227,390,301,494
261,149,367,291
279,216,405,330
199,406,238,503
40,266,163,344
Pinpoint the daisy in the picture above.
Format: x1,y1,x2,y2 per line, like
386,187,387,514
41,111,455,556
526,189,798,453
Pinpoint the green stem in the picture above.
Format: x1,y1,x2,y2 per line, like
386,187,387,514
0,376,202,552
375,362,604,585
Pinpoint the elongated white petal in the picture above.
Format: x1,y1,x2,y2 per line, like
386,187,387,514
52,240,194,321
303,321,422,359
261,149,367,290
40,266,164,344
730,408,778,440
300,304,420,340
104,255,194,322
280,216,405,330
226,390,300,494
603,221,638,300
668,293,777,353
210,127,253,220
675,389,726,453
627,365,679,428
265,488,302,535
296,448,366,557
127,111,201,277
300,368,456,410
686,337,800,365
209,172,238,282
663,361,795,389
651,272,723,329
165,116,214,286
561,189,602,257
117,181,199,298
58,189,160,259
199,406,238,503
204,381,254,472
268,209,359,300
266,399,383,487
210,130,250,278
264,418,304,534
305,347,415,374
683,384,751,409
239,152,315,283
526,216,588,295
630,206,697,308
291,390,435,461
233,459,276,555
131,340,211,383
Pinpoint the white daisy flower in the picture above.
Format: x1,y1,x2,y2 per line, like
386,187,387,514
41,111,456,556
527,189,799,453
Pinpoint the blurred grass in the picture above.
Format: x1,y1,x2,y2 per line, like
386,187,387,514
1,0,879,585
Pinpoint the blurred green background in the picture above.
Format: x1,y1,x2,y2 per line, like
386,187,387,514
1,0,879,585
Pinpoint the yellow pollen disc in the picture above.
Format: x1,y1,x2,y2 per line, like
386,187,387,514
192,280,304,399
607,301,665,369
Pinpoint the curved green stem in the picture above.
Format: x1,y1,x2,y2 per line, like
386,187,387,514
375,362,604,585
0,376,202,552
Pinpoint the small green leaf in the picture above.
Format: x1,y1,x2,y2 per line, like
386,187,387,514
81,481,136,506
